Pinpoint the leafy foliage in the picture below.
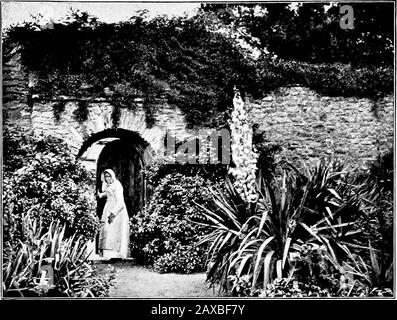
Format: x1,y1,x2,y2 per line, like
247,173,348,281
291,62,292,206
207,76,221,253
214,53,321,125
201,3,394,67
52,101,66,122
255,58,393,98
3,214,115,297
352,150,394,289
196,159,393,296
3,7,393,129
369,149,394,192
152,246,207,274
4,10,257,128
130,173,212,273
253,124,282,182
130,160,227,273
144,154,228,189
3,127,100,244
73,100,90,122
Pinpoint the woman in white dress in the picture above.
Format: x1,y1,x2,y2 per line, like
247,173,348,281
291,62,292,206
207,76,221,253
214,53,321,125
97,169,130,259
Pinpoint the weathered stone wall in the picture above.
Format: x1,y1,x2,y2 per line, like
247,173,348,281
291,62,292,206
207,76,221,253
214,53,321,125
29,98,188,156
3,46,394,169
2,47,32,130
249,86,394,169
2,45,192,159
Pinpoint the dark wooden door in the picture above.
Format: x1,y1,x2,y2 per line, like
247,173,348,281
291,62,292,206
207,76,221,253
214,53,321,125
96,139,143,220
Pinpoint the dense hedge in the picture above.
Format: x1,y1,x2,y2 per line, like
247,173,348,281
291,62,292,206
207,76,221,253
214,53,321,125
130,160,227,273
3,10,393,128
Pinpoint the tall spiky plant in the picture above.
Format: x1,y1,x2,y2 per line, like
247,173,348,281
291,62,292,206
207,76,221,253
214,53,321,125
229,87,258,203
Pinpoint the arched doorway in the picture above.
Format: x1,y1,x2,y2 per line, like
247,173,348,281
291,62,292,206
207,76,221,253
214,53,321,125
78,129,152,258
96,138,144,219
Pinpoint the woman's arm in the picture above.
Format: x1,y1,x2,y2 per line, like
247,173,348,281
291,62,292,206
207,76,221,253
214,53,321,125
97,190,106,198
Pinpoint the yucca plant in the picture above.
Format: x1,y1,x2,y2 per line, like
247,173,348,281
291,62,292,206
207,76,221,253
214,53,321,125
193,177,258,294
196,159,369,296
194,172,298,295
3,213,112,297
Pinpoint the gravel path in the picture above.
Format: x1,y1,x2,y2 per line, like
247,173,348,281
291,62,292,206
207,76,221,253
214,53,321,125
97,261,224,298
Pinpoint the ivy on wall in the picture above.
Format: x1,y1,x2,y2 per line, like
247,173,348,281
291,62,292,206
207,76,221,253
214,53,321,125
5,11,256,128
73,100,89,123
256,59,393,99
52,101,66,122
4,10,393,128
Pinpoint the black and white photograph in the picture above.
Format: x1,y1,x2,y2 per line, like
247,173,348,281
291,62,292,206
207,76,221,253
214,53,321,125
1,0,395,309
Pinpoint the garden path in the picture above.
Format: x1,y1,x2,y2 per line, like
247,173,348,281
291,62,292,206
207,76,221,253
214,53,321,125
98,261,223,298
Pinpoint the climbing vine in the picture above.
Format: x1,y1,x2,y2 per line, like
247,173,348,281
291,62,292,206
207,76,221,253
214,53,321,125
52,101,66,122
4,11,256,128
73,100,89,122
3,10,393,128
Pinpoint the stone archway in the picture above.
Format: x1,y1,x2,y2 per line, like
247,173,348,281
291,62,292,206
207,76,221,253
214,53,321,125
78,128,152,215
78,129,152,258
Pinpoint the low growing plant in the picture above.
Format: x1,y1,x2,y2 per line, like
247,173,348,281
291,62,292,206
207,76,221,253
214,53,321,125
3,214,113,297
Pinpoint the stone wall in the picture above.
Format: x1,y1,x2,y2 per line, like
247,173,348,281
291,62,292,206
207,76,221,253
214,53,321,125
249,86,394,169
2,45,192,159
27,98,190,156
2,46,394,169
2,46,32,130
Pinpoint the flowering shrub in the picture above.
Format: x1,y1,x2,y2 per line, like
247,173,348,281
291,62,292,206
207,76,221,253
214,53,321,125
130,161,226,273
229,89,258,202
3,127,100,244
